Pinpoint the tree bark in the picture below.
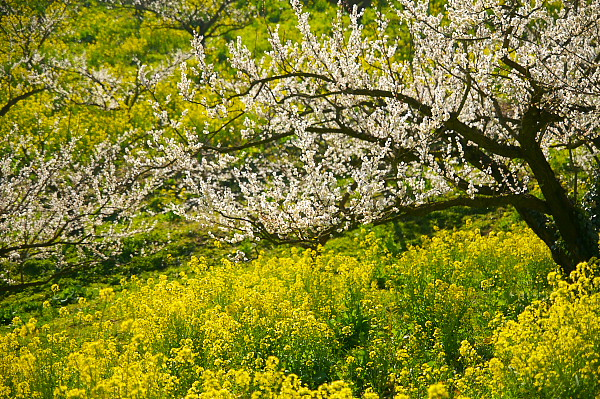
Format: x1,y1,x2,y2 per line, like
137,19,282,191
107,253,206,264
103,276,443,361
519,108,599,275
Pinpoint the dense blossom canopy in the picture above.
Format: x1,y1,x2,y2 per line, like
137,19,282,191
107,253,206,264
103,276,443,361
165,0,600,271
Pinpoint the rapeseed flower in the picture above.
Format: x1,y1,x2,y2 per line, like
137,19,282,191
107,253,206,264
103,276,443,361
0,227,575,398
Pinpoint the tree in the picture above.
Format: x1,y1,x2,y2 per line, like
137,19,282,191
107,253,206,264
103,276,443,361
0,128,177,292
99,0,254,41
0,0,188,291
0,0,138,116
164,0,600,274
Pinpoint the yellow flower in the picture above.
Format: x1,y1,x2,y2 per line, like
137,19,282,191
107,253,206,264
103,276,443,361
427,383,449,399
66,388,87,398
99,287,115,302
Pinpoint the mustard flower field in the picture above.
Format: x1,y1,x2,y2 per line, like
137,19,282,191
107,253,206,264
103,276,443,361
1,225,599,398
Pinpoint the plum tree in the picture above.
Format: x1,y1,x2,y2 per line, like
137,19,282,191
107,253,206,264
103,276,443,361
0,0,138,116
164,0,600,274
0,0,185,291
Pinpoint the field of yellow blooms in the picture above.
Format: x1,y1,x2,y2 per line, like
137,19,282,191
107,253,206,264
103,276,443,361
1,226,599,398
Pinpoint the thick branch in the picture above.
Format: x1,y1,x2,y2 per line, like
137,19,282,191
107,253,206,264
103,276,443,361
380,193,549,225
0,87,46,117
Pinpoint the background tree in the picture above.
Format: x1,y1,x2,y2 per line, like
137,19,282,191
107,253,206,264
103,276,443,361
0,129,178,292
0,0,70,117
0,0,139,116
98,0,255,42
0,0,187,291
165,0,600,274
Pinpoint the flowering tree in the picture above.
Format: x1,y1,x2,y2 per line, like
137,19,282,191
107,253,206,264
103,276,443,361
0,0,69,116
167,0,600,274
0,0,182,292
0,129,175,292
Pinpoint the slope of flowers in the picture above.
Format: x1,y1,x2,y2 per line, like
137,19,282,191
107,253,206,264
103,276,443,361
2,225,598,398
488,263,600,398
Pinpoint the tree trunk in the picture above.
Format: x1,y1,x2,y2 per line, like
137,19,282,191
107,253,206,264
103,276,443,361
515,207,587,275
519,109,599,275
